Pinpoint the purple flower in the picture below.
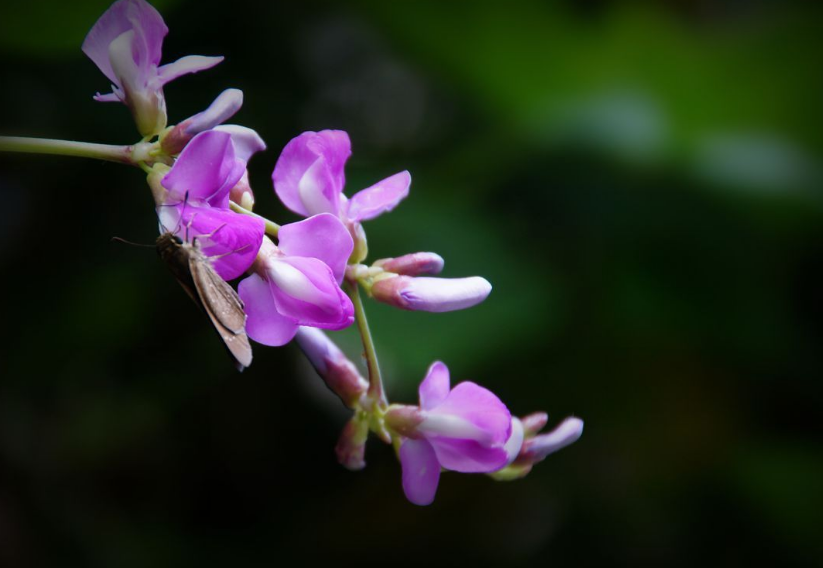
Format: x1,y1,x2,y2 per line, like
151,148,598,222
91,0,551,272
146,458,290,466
82,0,223,136
272,130,410,224
238,215,355,347
371,275,492,312
385,361,520,506
156,130,265,280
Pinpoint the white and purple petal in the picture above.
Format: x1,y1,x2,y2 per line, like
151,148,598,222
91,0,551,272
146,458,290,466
266,256,354,330
276,214,353,284
346,170,411,222
157,55,224,86
272,130,350,217
238,273,300,346
213,124,267,163
425,381,511,446
82,0,167,85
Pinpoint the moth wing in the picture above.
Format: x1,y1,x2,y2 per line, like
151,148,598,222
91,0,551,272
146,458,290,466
156,233,201,307
189,253,253,371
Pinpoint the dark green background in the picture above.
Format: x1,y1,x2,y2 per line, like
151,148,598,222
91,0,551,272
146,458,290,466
1,1,821,566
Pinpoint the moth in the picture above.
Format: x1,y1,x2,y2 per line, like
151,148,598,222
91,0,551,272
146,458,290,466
156,232,253,371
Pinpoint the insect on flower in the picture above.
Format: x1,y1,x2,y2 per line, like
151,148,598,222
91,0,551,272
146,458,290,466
156,229,253,371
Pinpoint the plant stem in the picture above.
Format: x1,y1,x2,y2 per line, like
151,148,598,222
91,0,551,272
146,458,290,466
346,280,387,409
0,136,136,165
229,201,280,237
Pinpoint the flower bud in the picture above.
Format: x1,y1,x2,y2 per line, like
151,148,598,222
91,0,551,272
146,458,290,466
229,171,255,210
335,415,369,471
162,89,244,154
295,327,367,408
489,416,583,481
373,252,444,276
518,416,584,464
371,275,492,312
520,412,549,436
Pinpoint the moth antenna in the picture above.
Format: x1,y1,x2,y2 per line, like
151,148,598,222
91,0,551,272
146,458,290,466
111,236,155,248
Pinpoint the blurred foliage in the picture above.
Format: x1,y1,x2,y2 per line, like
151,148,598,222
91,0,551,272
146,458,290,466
1,0,822,567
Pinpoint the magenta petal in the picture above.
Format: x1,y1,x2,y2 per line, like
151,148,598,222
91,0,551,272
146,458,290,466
272,131,349,217
399,438,440,506
162,131,242,203
82,0,167,85
428,382,511,446
157,55,224,85
173,205,264,281
426,437,510,473
347,171,411,222
419,361,450,411
267,256,354,329
277,214,353,284
238,274,299,346
213,125,267,163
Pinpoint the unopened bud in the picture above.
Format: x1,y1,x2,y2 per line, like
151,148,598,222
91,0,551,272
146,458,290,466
162,89,244,154
335,415,369,471
295,327,367,408
371,275,492,312
373,252,444,276
229,171,255,210
520,412,549,436
518,416,584,464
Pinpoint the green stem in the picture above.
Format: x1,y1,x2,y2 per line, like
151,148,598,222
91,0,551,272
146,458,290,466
229,201,280,237
346,280,387,408
0,136,136,165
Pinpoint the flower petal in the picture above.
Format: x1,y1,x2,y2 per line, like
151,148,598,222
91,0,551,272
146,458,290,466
267,256,354,330
213,124,267,163
399,438,441,506
427,381,511,446
238,273,299,346
426,437,510,473
346,171,411,222
419,361,450,410
157,55,224,86
82,0,167,85
272,130,349,217
162,131,243,203
523,417,584,463
164,204,265,281
504,418,525,466
276,214,353,284
182,89,244,136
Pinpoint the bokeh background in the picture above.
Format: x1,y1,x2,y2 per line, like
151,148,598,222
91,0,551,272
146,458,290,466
1,0,822,566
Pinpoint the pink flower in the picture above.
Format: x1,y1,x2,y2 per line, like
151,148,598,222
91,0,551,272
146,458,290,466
272,130,410,224
157,130,265,280
238,215,355,346
385,362,522,506
83,0,223,136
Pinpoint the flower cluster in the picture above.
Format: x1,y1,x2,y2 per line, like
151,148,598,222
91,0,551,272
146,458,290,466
4,0,584,508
